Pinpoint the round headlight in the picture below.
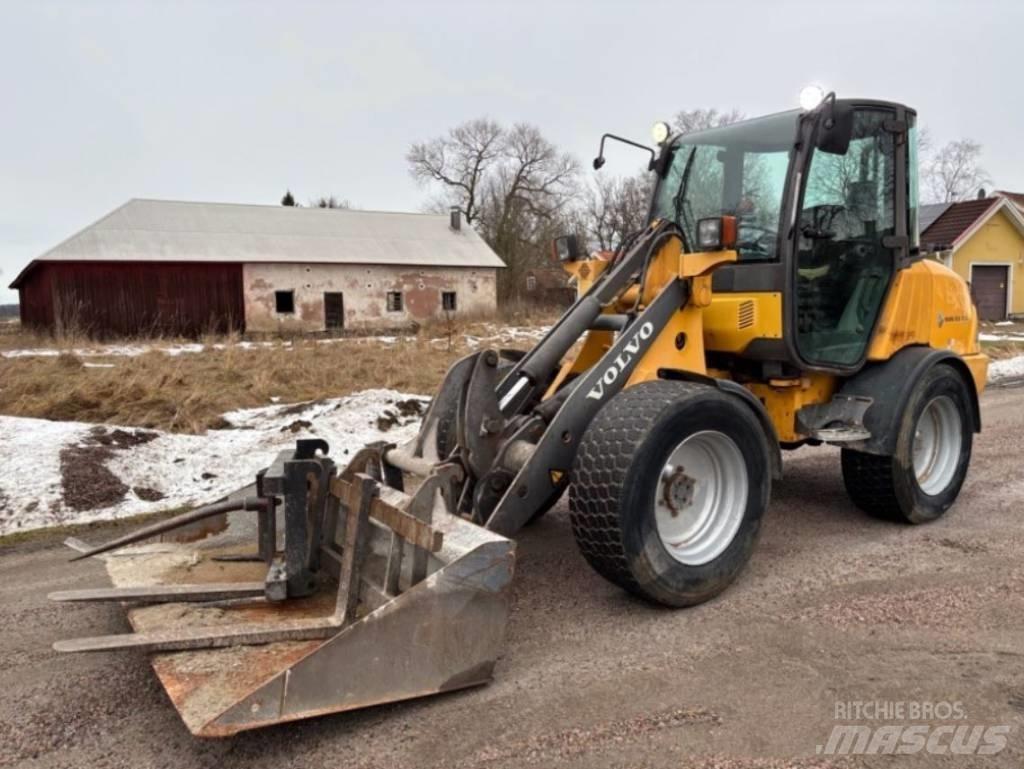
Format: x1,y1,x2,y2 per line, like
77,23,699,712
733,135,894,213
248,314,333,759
799,84,826,112
651,121,671,145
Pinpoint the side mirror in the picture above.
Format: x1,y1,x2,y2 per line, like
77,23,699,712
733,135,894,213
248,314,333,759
552,234,583,262
816,102,854,155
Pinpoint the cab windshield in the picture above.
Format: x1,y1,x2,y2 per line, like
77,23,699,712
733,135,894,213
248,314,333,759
651,110,800,261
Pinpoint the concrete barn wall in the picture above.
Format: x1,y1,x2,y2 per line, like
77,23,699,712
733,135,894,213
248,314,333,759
243,263,498,332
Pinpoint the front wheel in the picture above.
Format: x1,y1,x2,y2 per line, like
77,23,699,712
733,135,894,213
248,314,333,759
841,363,974,524
568,380,771,607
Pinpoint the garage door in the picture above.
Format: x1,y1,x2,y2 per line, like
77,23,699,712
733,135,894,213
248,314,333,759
971,265,1009,321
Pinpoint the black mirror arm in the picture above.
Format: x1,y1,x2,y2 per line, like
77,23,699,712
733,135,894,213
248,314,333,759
593,133,657,171
819,91,838,128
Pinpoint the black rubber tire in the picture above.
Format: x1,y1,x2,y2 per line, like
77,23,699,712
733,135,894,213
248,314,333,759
841,363,973,524
568,380,771,607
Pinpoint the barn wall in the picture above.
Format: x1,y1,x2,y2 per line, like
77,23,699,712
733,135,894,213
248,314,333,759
242,263,498,332
19,264,56,328
17,261,244,337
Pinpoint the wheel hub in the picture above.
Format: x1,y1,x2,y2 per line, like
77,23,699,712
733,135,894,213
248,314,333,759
660,466,697,516
654,430,748,566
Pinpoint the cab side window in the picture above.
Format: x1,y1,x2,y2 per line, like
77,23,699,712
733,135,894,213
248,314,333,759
795,109,896,367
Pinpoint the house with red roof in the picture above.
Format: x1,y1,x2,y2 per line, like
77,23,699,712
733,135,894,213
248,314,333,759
995,190,1024,214
920,195,1024,320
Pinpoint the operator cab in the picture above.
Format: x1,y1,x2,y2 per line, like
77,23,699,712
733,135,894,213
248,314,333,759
649,98,919,374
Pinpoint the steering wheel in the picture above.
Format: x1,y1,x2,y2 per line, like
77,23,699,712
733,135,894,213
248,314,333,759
836,237,878,267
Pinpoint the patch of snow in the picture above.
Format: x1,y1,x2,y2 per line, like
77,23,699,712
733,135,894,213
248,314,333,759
316,335,400,347
0,418,92,533
980,332,1024,342
2,344,162,359
995,320,1014,327
988,354,1024,382
430,325,550,350
82,362,116,369
0,389,428,535
163,343,206,356
0,340,274,360
1,348,61,358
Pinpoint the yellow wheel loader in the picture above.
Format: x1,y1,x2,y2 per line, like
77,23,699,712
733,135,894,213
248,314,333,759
52,95,987,735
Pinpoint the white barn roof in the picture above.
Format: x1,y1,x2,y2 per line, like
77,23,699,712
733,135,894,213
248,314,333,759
11,199,504,287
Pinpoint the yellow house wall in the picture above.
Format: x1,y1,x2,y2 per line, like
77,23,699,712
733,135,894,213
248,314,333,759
951,209,1024,315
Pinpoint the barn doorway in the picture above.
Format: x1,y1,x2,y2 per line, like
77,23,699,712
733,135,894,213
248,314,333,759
970,265,1009,321
324,292,344,330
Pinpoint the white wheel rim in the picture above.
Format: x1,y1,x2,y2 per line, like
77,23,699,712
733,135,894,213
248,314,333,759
912,396,962,496
654,430,748,566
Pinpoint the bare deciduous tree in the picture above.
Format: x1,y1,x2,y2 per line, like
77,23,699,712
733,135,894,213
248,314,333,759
408,119,579,301
916,126,933,158
923,138,992,203
406,118,503,224
480,124,580,299
410,108,751,302
581,172,653,251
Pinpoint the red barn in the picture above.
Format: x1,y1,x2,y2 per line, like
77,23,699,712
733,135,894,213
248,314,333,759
10,199,504,337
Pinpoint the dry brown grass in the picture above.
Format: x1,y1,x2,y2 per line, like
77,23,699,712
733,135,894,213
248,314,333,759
9,307,1011,435
0,319,244,353
979,320,1024,360
0,316,556,433
981,341,1024,360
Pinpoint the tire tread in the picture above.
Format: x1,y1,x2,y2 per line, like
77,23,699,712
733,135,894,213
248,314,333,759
841,449,902,520
568,381,709,597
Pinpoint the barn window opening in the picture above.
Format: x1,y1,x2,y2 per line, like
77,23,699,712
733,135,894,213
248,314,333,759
386,291,403,312
275,291,295,314
526,275,537,292
442,291,457,311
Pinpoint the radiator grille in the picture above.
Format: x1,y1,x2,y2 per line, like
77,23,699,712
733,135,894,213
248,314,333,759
738,300,755,329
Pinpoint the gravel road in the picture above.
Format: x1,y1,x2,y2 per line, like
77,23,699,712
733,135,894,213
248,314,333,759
3,385,1023,768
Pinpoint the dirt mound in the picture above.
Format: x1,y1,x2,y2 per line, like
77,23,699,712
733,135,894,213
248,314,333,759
376,398,427,432
394,398,426,417
59,427,161,512
87,427,159,448
132,486,165,502
60,444,128,512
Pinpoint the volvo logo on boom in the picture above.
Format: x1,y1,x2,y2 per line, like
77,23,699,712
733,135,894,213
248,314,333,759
585,321,655,401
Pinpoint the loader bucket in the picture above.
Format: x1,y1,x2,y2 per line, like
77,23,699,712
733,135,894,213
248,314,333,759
51,445,515,737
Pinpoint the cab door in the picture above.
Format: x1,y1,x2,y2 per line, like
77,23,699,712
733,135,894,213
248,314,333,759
793,107,904,368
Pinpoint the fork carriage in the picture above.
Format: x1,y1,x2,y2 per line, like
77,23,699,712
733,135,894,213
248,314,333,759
51,439,514,736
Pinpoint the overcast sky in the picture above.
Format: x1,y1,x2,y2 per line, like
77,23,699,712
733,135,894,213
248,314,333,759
2,0,1021,302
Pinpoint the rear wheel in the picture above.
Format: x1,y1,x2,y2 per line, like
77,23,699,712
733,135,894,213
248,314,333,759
841,364,973,523
569,380,771,607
